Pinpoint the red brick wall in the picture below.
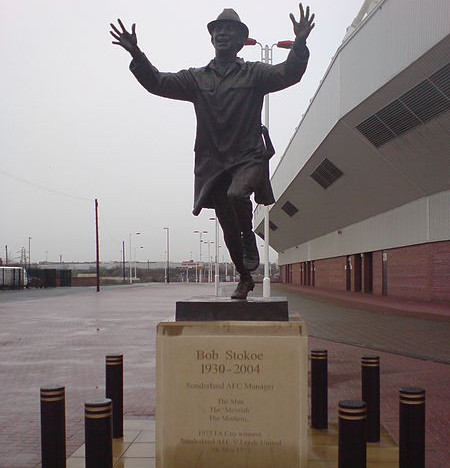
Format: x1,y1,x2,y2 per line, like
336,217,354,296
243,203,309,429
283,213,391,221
386,241,450,302
431,242,450,301
291,263,302,286
387,244,432,301
281,241,449,303
354,254,363,292
372,251,383,296
315,257,347,291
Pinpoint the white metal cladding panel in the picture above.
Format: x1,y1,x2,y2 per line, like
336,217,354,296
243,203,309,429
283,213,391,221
271,62,342,201
278,190,450,265
265,0,450,220
339,0,450,116
429,191,450,241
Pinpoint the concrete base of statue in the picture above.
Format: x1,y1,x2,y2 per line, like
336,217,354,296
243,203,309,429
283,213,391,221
156,312,308,467
175,296,289,321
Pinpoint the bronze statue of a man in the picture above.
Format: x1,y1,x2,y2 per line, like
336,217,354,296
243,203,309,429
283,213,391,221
110,4,315,299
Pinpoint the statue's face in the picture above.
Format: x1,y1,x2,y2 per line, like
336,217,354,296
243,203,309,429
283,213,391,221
211,21,245,54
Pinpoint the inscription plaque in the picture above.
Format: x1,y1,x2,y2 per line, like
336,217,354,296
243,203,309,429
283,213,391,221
156,320,308,467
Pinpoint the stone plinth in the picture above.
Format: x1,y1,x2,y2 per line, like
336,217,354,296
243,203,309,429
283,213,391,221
156,320,308,468
175,296,288,321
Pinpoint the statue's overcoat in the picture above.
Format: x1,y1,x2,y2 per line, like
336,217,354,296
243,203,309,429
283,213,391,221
130,46,309,215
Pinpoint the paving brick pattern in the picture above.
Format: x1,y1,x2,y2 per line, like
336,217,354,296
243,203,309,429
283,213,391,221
0,283,449,467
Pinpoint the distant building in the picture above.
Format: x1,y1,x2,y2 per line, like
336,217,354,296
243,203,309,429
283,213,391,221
37,261,181,271
255,0,450,303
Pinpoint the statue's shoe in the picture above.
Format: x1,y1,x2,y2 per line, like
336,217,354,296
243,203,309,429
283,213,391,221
242,231,259,271
231,276,255,300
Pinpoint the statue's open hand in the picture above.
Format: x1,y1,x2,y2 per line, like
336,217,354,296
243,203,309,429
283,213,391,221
290,3,315,43
110,19,138,53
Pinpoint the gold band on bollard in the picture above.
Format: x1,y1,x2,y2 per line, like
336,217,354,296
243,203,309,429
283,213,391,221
41,396,65,402
339,401,367,421
106,355,123,366
361,356,379,367
399,387,425,403
40,386,65,402
399,391,425,405
311,350,327,360
339,414,367,421
339,407,367,414
85,412,113,419
85,399,112,419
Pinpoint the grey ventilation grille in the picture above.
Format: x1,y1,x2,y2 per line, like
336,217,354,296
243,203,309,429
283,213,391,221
269,221,278,231
401,80,449,122
281,201,299,217
356,63,450,147
311,158,344,189
376,100,421,136
429,63,450,98
356,116,395,147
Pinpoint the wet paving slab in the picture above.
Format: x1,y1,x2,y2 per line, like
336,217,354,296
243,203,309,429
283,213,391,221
0,282,448,467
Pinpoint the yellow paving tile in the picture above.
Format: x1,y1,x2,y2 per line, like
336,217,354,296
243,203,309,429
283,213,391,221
366,463,399,468
123,442,156,458
135,430,157,443
124,420,155,431
122,430,142,443
307,461,337,467
367,446,399,462
66,459,85,468
115,459,156,468
67,419,400,467
68,440,132,460
308,430,337,445
69,445,85,458
114,441,131,459
308,444,339,461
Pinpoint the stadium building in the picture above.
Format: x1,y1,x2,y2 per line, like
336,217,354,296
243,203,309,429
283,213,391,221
255,0,450,304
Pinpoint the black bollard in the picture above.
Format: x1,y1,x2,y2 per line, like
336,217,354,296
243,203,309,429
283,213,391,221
106,354,124,438
399,387,425,468
311,349,328,429
361,355,380,442
85,399,113,468
338,400,367,468
40,385,66,468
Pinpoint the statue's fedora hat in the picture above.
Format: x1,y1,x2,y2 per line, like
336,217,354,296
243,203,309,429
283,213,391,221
207,9,249,39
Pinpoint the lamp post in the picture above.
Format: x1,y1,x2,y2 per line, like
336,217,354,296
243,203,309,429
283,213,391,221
28,237,32,269
134,246,143,281
193,230,207,283
163,227,170,283
122,240,126,283
204,240,212,283
209,217,220,296
128,232,141,283
245,38,293,298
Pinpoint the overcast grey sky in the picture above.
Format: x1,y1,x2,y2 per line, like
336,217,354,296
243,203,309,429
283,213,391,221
1,0,364,264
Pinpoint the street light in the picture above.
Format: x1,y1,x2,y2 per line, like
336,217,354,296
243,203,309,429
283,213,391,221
244,38,294,298
128,232,141,283
28,237,32,269
209,217,220,297
163,227,170,284
134,246,143,280
193,230,208,282
203,240,213,283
